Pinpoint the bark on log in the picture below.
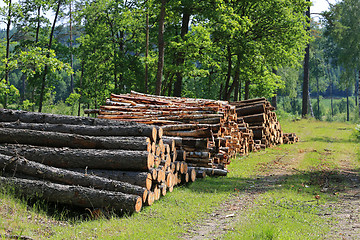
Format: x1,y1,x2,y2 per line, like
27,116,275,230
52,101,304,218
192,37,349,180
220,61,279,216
242,113,266,123
187,168,196,182
0,121,157,141
163,128,212,138
0,144,154,171
0,176,142,213
70,169,152,190
0,128,152,151
0,154,148,202
0,108,144,127
236,103,265,116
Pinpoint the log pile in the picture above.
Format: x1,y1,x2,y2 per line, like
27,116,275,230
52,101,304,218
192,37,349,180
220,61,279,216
97,91,242,175
0,109,194,214
231,98,299,148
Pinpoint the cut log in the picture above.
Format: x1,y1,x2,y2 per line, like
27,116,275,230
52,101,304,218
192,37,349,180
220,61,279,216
0,154,148,202
145,191,155,206
0,122,158,141
0,108,144,127
242,113,266,123
236,103,266,116
0,144,154,171
163,128,212,138
0,128,152,151
187,168,196,182
0,176,142,213
71,169,152,190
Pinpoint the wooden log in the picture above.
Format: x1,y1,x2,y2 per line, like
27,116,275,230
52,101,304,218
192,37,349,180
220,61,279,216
231,98,267,106
186,151,210,159
181,172,189,183
0,144,154,171
158,183,167,197
0,128,152,151
236,103,266,116
187,168,196,182
242,113,266,123
161,124,220,131
0,154,148,202
145,191,155,206
71,169,152,190
0,176,142,213
163,128,212,138
176,150,186,161
0,108,144,127
0,121,158,141
165,137,208,149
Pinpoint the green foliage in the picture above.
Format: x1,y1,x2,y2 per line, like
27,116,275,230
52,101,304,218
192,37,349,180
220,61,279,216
20,99,35,111
65,92,81,115
0,79,20,107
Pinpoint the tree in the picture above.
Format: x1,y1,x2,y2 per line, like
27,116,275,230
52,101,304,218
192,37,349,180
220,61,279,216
324,0,360,119
155,0,166,95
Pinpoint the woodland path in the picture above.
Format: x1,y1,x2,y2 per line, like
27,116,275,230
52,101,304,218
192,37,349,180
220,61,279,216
182,120,360,239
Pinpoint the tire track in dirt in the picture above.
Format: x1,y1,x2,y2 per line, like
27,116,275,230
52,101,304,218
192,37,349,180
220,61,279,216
181,149,305,239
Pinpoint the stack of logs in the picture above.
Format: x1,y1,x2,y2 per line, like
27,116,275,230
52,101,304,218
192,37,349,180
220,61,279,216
97,91,239,174
231,98,299,148
0,109,196,214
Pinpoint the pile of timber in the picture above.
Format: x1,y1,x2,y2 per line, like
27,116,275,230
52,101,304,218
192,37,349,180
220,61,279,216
231,98,299,148
97,91,239,175
0,109,196,214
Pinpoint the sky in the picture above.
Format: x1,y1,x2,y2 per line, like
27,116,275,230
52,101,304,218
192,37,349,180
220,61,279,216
311,0,338,14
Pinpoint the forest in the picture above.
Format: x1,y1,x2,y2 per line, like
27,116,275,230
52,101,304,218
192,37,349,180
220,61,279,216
0,0,359,122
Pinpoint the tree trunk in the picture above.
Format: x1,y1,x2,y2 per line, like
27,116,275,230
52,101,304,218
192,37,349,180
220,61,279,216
0,121,157,139
316,77,320,119
155,0,166,95
0,128,152,151
145,11,149,93
244,80,250,100
69,0,74,93
0,153,148,202
0,176,142,213
38,0,61,112
0,108,153,127
35,5,41,43
223,45,232,100
0,144,154,171
358,70,360,118
173,11,191,97
347,88,350,121
233,55,241,101
236,103,266,116
71,169,153,190
302,2,310,117
78,61,84,116
4,0,12,108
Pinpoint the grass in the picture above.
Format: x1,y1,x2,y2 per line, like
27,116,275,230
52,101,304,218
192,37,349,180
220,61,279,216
0,119,359,239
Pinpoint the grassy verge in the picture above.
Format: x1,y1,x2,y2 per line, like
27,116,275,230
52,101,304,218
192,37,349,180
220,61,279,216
0,119,358,239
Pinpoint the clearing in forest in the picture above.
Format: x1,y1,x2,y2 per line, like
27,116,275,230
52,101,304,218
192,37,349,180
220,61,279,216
1,119,359,239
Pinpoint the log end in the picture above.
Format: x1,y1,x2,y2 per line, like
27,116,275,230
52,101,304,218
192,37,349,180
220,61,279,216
145,191,155,206
147,153,155,169
145,173,152,190
135,196,143,213
157,127,163,140
142,189,148,203
188,168,196,182
152,127,157,142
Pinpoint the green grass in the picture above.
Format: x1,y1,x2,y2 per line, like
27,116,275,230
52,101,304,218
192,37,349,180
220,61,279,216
0,119,359,239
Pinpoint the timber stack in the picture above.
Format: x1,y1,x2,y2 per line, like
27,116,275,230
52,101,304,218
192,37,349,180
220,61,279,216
97,91,240,175
231,98,299,148
0,109,194,214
